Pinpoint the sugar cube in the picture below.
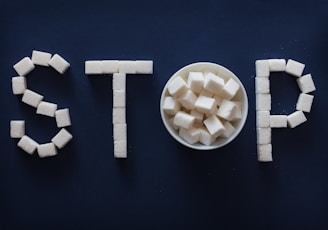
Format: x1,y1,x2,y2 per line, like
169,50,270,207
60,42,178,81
173,111,195,129
178,89,197,110
113,90,126,108
296,74,316,93
36,101,58,117
270,115,287,128
256,94,271,111
257,128,271,145
31,50,52,66
222,121,235,138
113,124,127,141
167,76,188,98
85,60,103,75
135,60,153,74
268,59,286,72
221,78,240,100
37,143,57,158
17,135,38,155
230,101,242,121
48,54,70,74
287,111,307,128
216,99,237,121
203,115,225,136
256,111,270,128
190,110,204,125
10,120,25,138
114,140,127,158
194,95,216,114
13,57,35,76
12,76,27,95
163,96,180,116
199,89,214,98
22,89,44,108
179,128,200,144
113,107,126,124
255,77,270,94
199,127,216,145
257,144,273,162
296,93,314,113
51,128,73,149
188,72,204,94
285,59,305,77
203,72,225,94
118,61,136,74
55,108,71,128
255,60,270,77
113,73,126,91
102,60,119,74
169,117,179,130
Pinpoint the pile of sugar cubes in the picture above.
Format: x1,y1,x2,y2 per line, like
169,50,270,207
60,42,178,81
10,50,73,158
255,59,316,162
162,71,243,146
85,60,153,158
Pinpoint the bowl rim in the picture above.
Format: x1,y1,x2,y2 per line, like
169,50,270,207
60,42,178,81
160,62,249,150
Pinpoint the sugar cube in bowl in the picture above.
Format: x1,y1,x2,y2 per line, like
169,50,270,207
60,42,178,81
160,62,248,150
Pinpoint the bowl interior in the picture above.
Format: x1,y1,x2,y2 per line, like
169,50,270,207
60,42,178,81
160,62,248,150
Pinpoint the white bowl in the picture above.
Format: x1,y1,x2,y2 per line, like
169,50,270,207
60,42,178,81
160,62,248,150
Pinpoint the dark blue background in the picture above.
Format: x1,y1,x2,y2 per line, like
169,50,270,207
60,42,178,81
1,0,328,229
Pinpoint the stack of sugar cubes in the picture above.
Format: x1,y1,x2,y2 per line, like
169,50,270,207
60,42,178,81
10,50,73,158
255,59,316,162
162,71,242,146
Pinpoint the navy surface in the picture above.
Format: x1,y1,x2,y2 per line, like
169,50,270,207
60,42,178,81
1,0,328,229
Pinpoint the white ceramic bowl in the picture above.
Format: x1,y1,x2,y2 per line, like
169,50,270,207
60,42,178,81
160,62,248,150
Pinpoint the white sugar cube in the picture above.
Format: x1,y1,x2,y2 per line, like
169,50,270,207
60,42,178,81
194,95,216,114
113,124,127,141
167,76,188,98
55,108,71,128
204,115,225,136
287,111,307,128
36,101,57,117
199,127,216,145
17,135,38,155
255,60,270,77
114,140,127,158
214,94,223,106
113,73,126,91
270,115,287,128
190,110,204,125
203,72,225,94
222,121,235,138
188,72,204,94
296,74,316,93
10,120,25,138
179,128,200,145
113,90,126,108
13,57,35,76
22,89,44,108
199,89,214,98
216,99,237,121
257,144,273,162
169,117,179,130
48,54,70,74
51,128,73,149
268,59,286,72
102,60,119,74
37,143,57,158
31,50,52,66
173,111,195,129
257,128,271,145
12,76,27,95
231,101,242,121
118,61,136,74
163,96,180,116
113,107,126,124
221,78,240,100
285,59,305,77
178,89,197,110
296,93,314,113
256,111,270,128
135,60,153,74
85,60,103,75
256,94,271,111
255,77,270,94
